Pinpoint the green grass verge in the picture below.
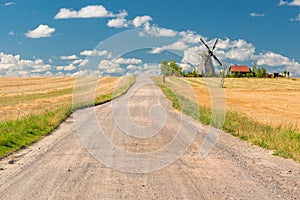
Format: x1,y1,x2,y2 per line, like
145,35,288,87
154,79,300,162
0,76,135,158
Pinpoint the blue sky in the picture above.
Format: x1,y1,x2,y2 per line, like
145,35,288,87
1,0,300,76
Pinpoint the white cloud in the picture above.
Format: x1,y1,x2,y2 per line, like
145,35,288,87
98,59,119,69
64,64,76,71
151,41,188,54
107,18,128,28
254,52,300,75
56,66,64,71
141,26,177,37
224,39,256,61
0,52,52,76
255,52,291,66
60,55,78,60
179,63,192,71
290,14,300,21
179,31,202,44
8,30,15,36
56,64,76,71
126,64,137,70
278,0,300,6
132,16,153,28
72,59,83,65
250,13,265,17
182,46,203,66
96,57,143,74
128,63,160,76
54,5,126,19
97,59,125,74
117,10,129,18
105,67,125,74
25,24,55,39
113,57,142,65
78,59,89,67
2,2,16,7
80,49,111,57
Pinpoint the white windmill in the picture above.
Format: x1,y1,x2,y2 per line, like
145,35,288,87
198,38,222,77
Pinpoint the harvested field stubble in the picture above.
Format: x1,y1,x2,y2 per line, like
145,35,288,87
0,76,135,157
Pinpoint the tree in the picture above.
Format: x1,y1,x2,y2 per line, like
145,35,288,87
283,70,287,77
261,67,267,78
256,67,262,78
246,73,252,78
252,65,257,77
160,60,184,77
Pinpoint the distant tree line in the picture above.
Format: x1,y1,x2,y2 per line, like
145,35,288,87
160,61,291,79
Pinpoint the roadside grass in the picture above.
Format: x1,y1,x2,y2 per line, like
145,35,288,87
152,77,300,162
0,76,135,158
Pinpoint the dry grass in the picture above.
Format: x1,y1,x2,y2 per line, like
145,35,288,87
0,76,128,121
0,76,135,157
184,77,300,131
152,76,300,161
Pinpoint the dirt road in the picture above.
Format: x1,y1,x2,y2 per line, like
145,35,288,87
0,77,299,199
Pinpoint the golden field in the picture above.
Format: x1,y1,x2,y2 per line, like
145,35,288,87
0,76,131,122
162,77,300,131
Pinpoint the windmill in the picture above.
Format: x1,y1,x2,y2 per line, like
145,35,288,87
199,38,222,77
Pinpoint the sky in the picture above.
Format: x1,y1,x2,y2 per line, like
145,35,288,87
1,0,300,76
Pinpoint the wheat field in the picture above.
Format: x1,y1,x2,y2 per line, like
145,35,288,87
160,77,300,130
0,76,129,121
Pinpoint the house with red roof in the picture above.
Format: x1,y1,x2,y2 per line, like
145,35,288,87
229,66,251,75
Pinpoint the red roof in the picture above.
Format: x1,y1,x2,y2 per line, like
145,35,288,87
230,66,251,73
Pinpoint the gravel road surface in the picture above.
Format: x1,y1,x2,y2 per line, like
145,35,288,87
0,77,299,200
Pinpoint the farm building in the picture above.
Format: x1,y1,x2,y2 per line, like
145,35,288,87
229,66,251,75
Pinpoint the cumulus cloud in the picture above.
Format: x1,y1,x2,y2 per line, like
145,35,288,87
151,41,188,54
56,64,76,71
60,55,78,60
129,63,160,76
72,59,83,65
97,59,124,74
106,14,177,38
250,12,265,17
0,52,52,76
78,59,89,67
25,24,55,39
106,13,176,39
140,26,177,37
54,5,126,19
113,57,142,65
107,15,152,29
64,64,76,71
96,57,143,75
224,39,256,61
179,31,203,44
107,18,128,28
132,15,153,27
278,0,300,6
80,49,111,58
255,52,291,66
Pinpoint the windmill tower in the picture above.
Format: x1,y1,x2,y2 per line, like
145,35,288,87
199,38,222,77
199,50,215,76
